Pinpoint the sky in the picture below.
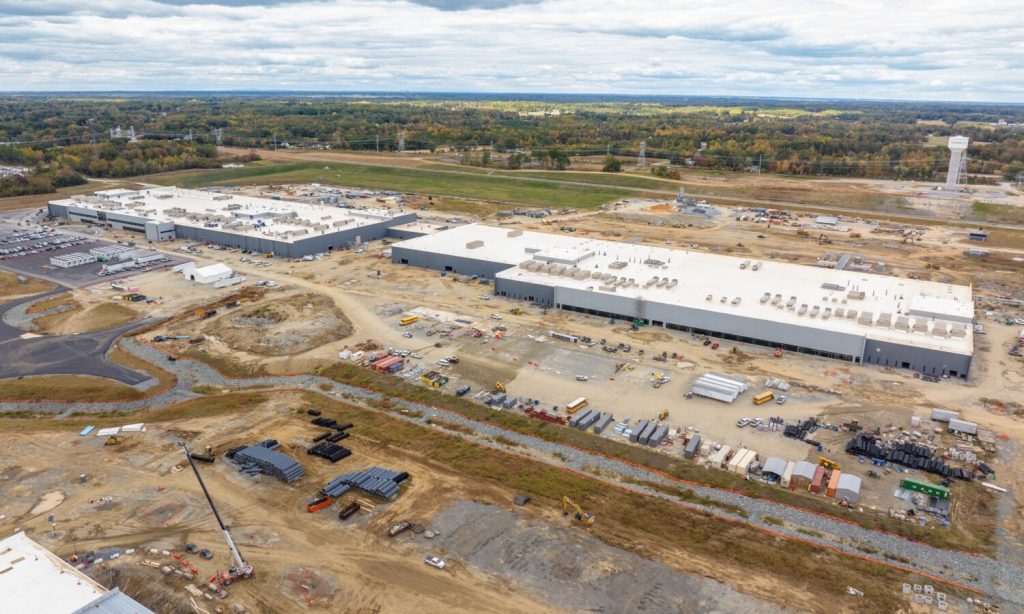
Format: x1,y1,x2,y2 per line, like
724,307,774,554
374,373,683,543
1,0,1022,101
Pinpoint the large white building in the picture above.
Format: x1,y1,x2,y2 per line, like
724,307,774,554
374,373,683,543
0,531,153,614
392,224,974,377
48,187,417,258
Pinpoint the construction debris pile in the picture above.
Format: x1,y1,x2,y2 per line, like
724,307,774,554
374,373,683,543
321,467,409,500
845,433,973,481
228,439,304,483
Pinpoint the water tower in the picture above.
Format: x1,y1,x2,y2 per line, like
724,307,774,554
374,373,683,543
945,136,969,188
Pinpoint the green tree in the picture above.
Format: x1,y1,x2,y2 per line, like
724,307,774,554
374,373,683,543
601,155,622,172
1003,161,1024,182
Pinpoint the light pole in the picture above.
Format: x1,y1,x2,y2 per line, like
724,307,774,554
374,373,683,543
375,124,380,154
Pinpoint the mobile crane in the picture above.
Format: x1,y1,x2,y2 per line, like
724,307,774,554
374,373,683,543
561,496,594,526
181,445,253,586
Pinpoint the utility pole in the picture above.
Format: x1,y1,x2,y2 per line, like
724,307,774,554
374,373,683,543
213,128,223,147
637,140,646,169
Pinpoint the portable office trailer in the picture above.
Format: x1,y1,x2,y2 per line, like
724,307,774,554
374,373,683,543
809,466,826,493
648,425,669,447
736,450,756,475
791,460,817,490
931,408,960,422
592,412,614,434
684,434,702,459
835,474,862,504
826,470,842,498
727,448,749,473
708,445,731,467
948,418,978,435
630,420,650,443
781,461,796,488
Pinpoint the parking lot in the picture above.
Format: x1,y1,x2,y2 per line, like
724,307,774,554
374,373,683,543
0,215,184,287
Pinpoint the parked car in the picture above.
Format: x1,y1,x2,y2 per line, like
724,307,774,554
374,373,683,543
402,331,413,338
490,313,502,320
424,555,446,570
775,394,788,405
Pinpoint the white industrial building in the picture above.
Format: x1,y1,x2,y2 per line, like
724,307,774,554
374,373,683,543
48,187,417,258
0,531,153,614
392,224,974,376
174,261,234,284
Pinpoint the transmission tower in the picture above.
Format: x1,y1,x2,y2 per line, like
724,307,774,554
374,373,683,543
87,118,99,158
184,129,193,142
128,126,138,143
636,141,646,169
398,131,405,154
213,128,224,147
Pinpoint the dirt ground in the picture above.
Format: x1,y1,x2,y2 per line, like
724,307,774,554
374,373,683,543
0,392,784,613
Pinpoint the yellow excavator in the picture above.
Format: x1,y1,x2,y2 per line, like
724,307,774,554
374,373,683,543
495,381,506,393
658,408,669,421
561,496,594,526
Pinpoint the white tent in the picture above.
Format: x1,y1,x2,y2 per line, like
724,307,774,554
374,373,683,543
762,457,788,479
176,262,233,284
836,473,862,504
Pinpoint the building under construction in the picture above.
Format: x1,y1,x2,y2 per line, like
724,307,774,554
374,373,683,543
392,224,974,377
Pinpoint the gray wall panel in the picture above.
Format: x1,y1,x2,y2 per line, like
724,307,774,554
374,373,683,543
862,338,970,378
391,246,514,279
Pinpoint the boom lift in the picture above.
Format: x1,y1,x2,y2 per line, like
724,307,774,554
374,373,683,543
561,496,594,526
181,445,253,586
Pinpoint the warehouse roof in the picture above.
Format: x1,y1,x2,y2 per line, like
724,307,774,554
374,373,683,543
0,532,153,614
395,224,973,355
50,187,405,243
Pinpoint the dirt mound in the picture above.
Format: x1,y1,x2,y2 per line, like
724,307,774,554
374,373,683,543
206,292,352,356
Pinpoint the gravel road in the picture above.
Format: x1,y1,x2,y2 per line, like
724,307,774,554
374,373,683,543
0,338,1018,606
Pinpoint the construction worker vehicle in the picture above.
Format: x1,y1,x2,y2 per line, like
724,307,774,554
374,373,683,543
495,381,506,393
561,496,594,526
388,521,412,537
658,408,669,421
104,435,121,446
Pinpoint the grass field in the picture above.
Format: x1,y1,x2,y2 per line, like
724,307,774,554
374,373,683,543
969,201,1024,225
0,272,53,301
148,161,640,209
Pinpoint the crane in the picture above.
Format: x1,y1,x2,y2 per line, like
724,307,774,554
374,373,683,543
561,496,594,526
181,444,253,586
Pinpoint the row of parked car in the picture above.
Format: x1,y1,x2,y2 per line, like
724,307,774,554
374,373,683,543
0,230,93,260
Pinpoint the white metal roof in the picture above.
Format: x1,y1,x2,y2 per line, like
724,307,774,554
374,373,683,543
836,473,862,493
0,532,152,614
762,457,788,477
396,224,973,355
50,188,403,244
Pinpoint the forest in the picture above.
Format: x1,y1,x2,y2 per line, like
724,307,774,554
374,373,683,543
1,94,1022,190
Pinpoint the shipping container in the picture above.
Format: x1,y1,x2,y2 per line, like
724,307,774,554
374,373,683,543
809,466,826,494
826,470,842,498
684,434,702,459
727,448,749,473
736,450,756,475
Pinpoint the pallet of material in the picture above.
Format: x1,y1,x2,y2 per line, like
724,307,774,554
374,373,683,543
322,466,408,500
232,445,304,482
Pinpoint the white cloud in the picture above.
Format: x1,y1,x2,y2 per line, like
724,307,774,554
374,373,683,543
0,0,1021,100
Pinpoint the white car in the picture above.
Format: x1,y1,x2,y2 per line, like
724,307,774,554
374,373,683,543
575,375,588,382
479,295,491,301
425,555,446,570
490,313,502,320
402,332,413,338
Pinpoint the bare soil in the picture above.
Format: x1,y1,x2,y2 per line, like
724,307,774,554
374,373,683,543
204,292,351,356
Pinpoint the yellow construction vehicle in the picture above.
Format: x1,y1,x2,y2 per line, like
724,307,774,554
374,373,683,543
495,381,506,393
104,435,121,446
818,456,841,471
561,496,594,526
658,408,669,421
510,308,524,316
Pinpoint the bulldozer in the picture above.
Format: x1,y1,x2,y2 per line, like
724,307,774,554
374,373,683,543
818,456,841,471
562,496,594,526
104,435,121,446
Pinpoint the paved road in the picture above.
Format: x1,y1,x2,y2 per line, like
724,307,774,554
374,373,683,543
0,289,155,385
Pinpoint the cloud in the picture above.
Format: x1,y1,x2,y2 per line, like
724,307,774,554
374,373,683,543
0,0,1020,101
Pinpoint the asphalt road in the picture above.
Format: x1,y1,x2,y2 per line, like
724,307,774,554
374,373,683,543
0,289,154,385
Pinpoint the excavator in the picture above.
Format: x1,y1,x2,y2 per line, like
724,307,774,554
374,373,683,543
495,381,506,393
818,456,841,471
181,445,254,586
561,496,594,526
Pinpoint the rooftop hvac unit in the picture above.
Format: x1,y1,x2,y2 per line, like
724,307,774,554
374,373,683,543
752,261,762,271
740,260,750,269
646,277,658,287
667,279,678,288
761,293,770,304
599,285,617,292
731,297,741,305
847,290,866,300
720,296,728,303
810,306,820,318
913,319,929,333
834,308,845,318
786,296,797,309
771,294,781,305
466,240,484,249
798,304,808,315
822,307,832,319
706,294,713,302
846,309,858,319
895,315,910,330
876,312,892,327
932,323,949,338
507,229,523,237
656,278,668,287
950,324,967,338
858,311,874,325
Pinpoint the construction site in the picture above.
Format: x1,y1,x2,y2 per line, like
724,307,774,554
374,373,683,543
1,167,1023,614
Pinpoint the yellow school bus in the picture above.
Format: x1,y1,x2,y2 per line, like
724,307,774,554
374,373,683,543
399,315,419,326
753,391,774,405
566,397,589,414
